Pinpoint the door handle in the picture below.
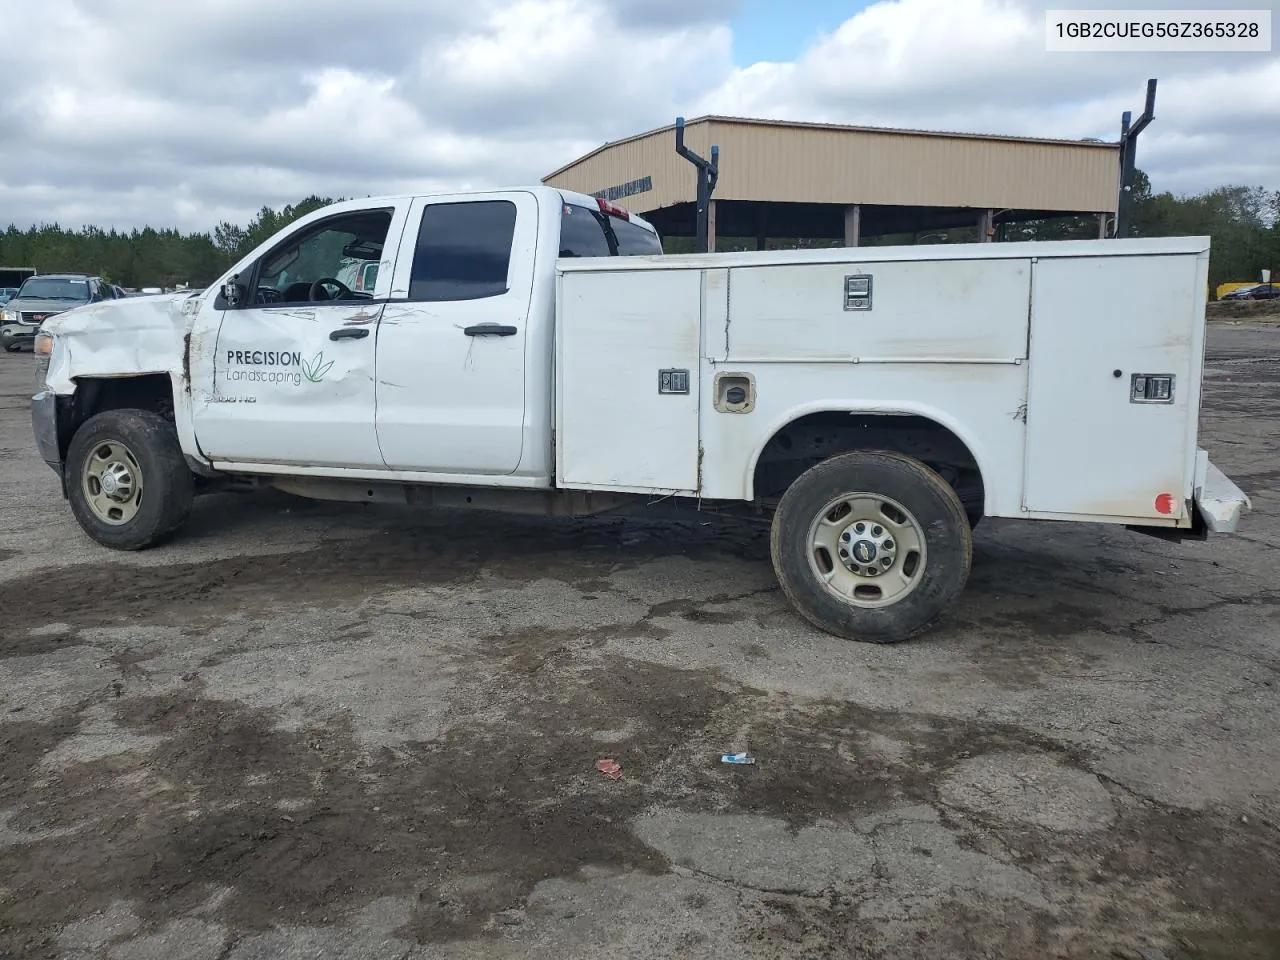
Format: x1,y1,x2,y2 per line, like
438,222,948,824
464,323,518,337
329,327,370,341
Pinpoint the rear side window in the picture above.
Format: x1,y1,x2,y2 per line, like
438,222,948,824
409,200,516,302
558,204,611,258
558,202,661,258
612,217,662,256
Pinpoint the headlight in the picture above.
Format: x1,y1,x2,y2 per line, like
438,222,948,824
33,333,54,389
1,307,16,324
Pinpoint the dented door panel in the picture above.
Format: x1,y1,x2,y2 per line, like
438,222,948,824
194,303,385,468
189,199,411,469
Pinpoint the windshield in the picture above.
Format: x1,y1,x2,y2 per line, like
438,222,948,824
18,277,92,301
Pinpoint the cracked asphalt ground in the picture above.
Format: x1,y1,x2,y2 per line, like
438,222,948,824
1,323,1278,960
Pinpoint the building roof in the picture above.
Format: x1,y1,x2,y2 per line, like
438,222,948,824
543,115,1122,218
544,114,1117,182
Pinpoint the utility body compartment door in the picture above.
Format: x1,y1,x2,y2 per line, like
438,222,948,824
556,268,702,493
1022,253,1206,521
723,258,1031,362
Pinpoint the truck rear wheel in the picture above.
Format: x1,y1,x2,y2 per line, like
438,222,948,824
770,451,971,643
66,409,194,550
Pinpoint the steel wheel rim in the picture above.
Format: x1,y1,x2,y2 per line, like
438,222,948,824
81,439,144,525
806,492,927,608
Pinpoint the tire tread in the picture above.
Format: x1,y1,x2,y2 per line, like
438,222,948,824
66,409,194,550
769,450,972,643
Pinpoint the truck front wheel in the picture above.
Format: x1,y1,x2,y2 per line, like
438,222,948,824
66,409,194,550
770,451,972,643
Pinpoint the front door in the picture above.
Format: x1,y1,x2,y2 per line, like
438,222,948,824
375,191,537,474
192,202,408,469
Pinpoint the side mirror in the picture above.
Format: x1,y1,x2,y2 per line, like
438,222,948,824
222,278,244,308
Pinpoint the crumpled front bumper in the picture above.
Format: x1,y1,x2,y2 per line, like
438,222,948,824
1193,452,1251,534
31,390,62,475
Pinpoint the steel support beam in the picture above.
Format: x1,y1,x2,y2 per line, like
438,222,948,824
843,205,862,247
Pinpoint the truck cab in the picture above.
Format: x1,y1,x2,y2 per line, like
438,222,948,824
181,187,659,479
33,186,664,516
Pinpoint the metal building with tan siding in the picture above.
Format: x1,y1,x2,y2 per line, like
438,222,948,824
543,116,1121,249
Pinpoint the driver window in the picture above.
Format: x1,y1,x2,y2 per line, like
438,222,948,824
254,208,392,306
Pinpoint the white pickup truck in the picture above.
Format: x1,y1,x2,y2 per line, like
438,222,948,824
31,185,1250,642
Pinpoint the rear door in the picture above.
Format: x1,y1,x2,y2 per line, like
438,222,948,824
375,191,538,474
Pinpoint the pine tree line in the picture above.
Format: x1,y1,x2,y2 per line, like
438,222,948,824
3,172,1278,293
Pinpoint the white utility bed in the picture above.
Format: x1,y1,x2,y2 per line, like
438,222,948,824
555,236,1224,528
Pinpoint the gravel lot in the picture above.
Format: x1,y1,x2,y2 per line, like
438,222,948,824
1,325,1278,960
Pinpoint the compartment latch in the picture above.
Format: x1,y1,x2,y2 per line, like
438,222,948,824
1130,373,1174,403
844,274,873,311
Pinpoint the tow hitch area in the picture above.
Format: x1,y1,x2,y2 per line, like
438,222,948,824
1195,458,1251,534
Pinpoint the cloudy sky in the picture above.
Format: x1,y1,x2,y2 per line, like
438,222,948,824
0,0,1275,232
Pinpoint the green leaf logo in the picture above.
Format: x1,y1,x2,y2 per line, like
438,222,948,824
301,351,335,383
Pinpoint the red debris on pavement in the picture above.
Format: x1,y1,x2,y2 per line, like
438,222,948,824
596,759,622,780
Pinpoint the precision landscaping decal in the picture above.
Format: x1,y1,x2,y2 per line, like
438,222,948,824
224,348,333,386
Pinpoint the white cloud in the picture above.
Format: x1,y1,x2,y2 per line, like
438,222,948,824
696,0,1280,196
0,0,1274,232
0,0,735,230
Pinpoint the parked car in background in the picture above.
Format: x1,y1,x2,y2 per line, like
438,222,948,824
0,287,20,306
1221,283,1280,301
1,274,121,352
1216,281,1255,300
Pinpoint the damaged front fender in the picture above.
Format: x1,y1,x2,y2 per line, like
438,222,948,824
39,291,212,471
41,292,194,395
